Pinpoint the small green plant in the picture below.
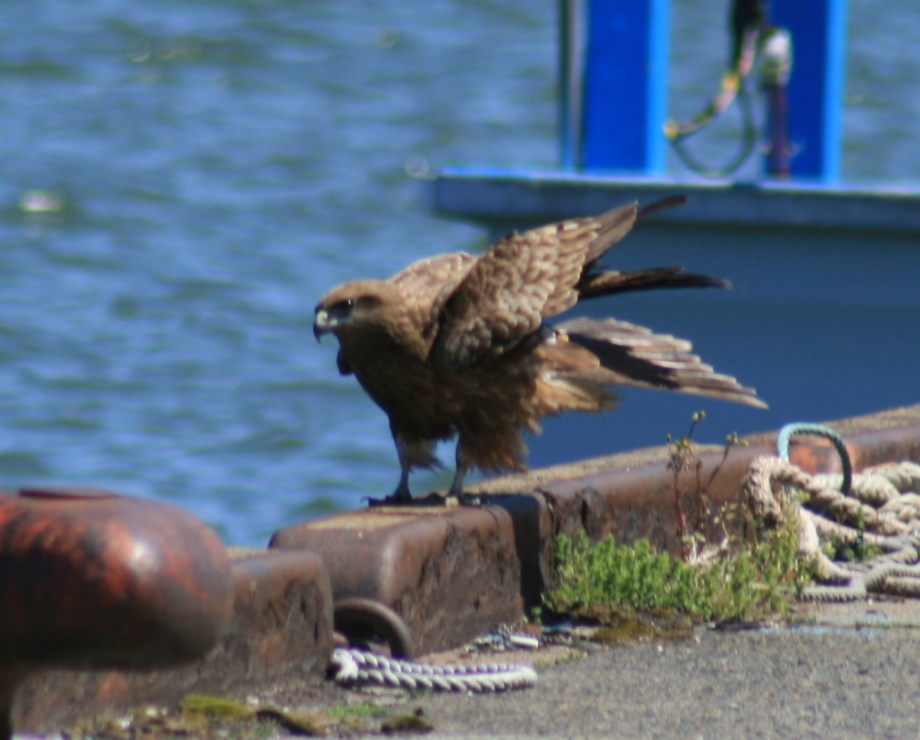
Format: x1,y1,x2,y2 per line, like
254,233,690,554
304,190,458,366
547,411,817,626
179,694,330,736
550,533,712,616
324,704,388,720
823,506,881,563
666,411,706,559
547,508,815,623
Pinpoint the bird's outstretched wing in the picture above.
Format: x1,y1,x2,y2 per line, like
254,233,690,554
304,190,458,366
388,252,477,347
430,203,639,372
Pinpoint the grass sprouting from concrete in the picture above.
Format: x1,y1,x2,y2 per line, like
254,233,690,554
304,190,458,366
547,514,813,623
546,413,816,624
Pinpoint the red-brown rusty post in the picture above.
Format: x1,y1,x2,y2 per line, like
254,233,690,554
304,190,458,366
0,488,234,739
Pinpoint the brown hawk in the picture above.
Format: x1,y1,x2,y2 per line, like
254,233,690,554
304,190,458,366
314,198,765,502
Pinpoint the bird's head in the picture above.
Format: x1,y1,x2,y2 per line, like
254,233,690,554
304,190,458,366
313,280,397,341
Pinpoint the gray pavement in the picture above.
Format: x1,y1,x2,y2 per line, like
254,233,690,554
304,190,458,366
417,621,920,739
402,404,920,739
363,596,920,740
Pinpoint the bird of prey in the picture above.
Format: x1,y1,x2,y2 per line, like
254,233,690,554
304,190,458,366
314,197,765,503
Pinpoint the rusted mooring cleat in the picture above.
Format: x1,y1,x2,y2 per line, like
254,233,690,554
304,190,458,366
270,501,541,657
0,487,234,740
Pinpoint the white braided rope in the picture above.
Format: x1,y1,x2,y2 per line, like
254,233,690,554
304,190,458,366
331,648,537,692
742,456,920,602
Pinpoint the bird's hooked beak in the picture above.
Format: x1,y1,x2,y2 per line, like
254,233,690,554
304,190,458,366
313,308,333,342
314,296,356,341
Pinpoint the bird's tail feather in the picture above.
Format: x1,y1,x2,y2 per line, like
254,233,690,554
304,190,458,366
556,316,767,409
579,194,728,301
577,266,730,301
584,194,688,265
636,194,689,221
583,202,639,264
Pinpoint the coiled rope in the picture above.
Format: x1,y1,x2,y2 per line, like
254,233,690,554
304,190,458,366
741,455,920,602
331,648,538,693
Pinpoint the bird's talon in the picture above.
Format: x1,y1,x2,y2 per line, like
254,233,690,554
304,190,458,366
365,492,447,508
456,492,483,507
365,495,408,508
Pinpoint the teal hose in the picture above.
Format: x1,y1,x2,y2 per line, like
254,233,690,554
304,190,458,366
777,422,852,495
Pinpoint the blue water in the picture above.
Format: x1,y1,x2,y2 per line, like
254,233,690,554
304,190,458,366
1,0,918,545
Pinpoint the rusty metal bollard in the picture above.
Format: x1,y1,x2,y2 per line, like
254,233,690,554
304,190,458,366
0,488,234,740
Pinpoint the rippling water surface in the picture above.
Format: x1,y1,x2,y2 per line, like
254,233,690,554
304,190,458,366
2,0,918,544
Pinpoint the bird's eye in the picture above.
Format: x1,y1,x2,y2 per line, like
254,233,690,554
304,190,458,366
356,295,381,310
333,298,354,312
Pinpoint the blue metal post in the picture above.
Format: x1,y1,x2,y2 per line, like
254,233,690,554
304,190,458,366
559,0,586,170
770,0,847,181
575,0,670,174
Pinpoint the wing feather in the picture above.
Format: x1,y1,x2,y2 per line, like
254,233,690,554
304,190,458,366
430,203,639,372
388,252,477,347
556,316,767,408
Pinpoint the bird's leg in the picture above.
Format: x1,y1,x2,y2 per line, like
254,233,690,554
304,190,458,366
368,433,448,507
384,434,414,503
449,442,480,506
447,464,466,499
390,456,413,503
367,434,413,506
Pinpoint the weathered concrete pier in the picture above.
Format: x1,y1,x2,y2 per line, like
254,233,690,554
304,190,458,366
4,403,920,734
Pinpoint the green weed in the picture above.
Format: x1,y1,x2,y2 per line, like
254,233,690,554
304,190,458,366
547,505,814,623
323,704,388,720
545,413,816,624
823,505,881,563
